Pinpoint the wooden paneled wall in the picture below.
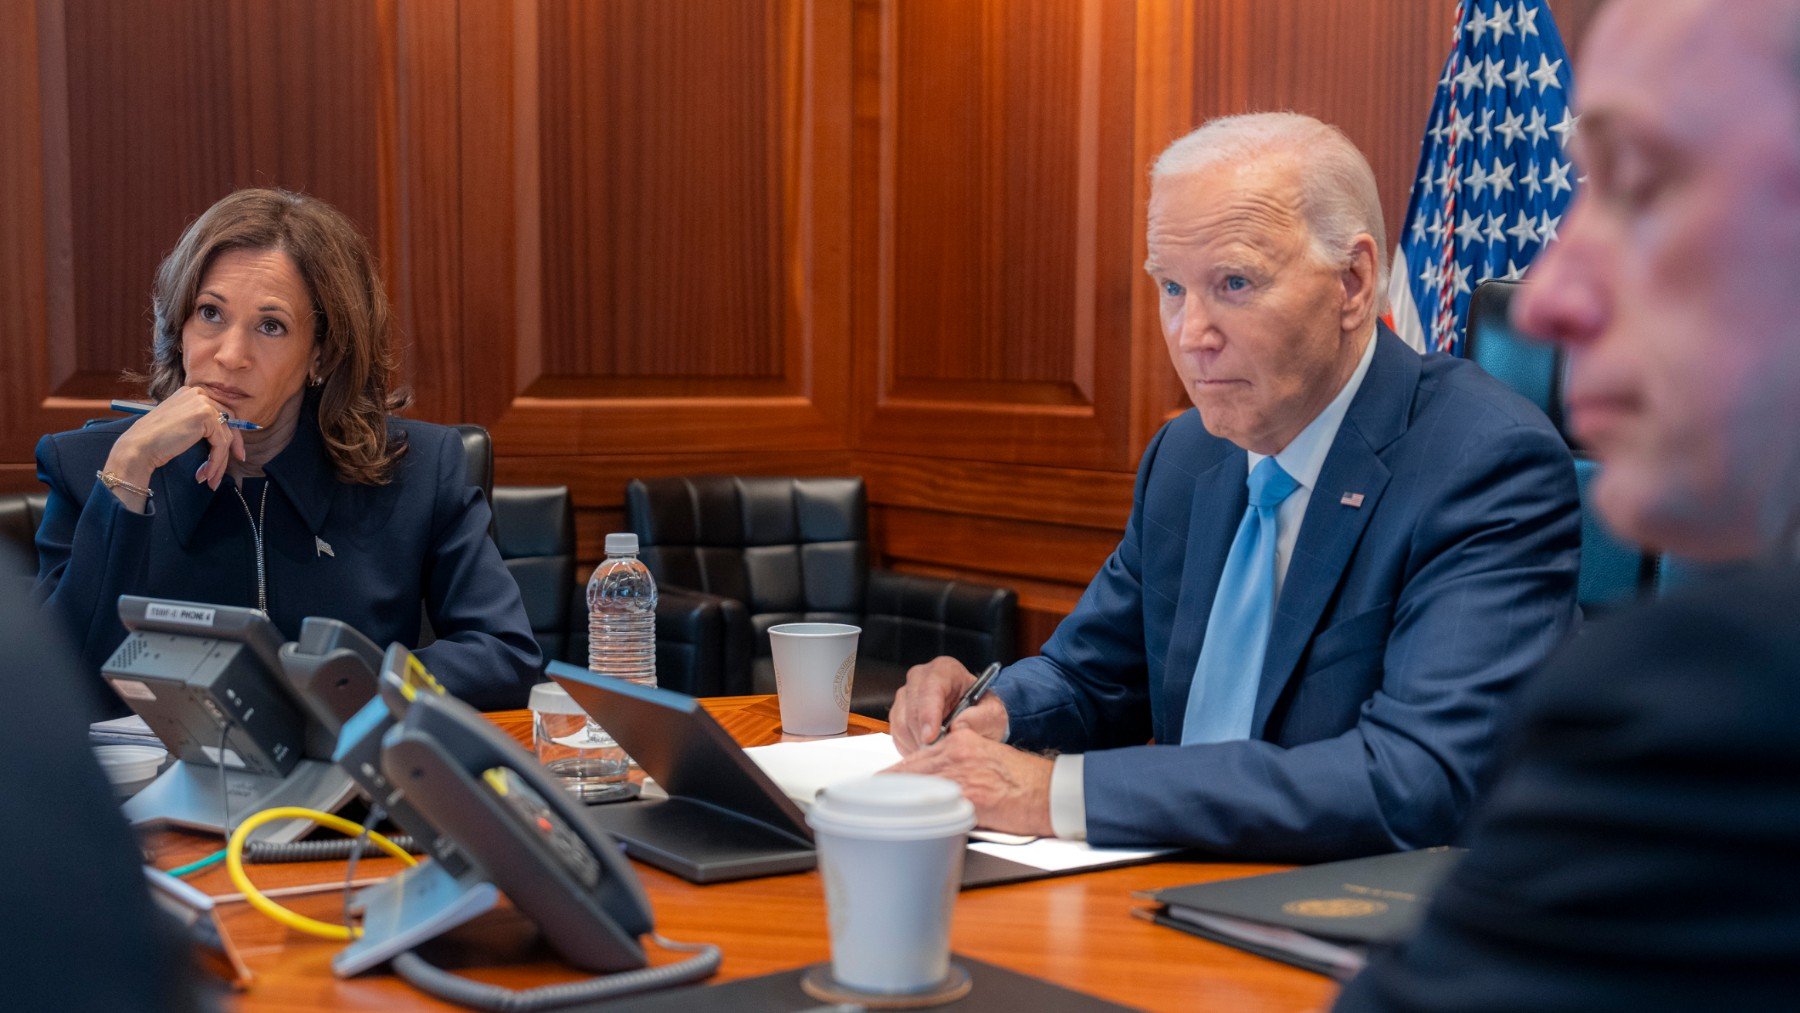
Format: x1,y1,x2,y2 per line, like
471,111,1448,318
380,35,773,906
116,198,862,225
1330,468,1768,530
2,0,1603,655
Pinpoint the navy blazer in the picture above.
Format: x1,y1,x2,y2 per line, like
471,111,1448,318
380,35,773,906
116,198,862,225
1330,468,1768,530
34,402,542,713
1336,565,1800,1010
994,328,1581,859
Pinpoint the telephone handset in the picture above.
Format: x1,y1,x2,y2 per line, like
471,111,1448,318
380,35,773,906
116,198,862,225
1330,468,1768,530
328,645,718,1008
378,661,653,973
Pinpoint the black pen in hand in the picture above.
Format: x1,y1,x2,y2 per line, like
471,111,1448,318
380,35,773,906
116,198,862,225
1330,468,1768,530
932,662,1002,745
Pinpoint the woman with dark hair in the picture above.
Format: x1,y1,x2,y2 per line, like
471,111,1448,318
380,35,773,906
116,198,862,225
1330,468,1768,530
33,188,540,713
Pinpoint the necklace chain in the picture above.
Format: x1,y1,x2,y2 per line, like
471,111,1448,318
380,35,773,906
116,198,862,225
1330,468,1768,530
232,479,270,615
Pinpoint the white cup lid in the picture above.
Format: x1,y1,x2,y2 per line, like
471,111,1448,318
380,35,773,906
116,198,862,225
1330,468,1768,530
807,773,975,841
92,743,168,785
528,681,587,715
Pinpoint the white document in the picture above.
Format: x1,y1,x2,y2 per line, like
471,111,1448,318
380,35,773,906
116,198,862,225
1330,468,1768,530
741,733,1162,855
967,837,1174,873
742,733,904,807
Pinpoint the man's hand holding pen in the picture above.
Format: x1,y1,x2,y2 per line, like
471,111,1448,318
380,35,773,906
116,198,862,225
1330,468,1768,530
891,658,1008,755
888,657,1055,838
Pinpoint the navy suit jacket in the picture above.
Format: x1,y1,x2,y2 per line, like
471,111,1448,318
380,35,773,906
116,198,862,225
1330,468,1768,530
1336,564,1800,1010
34,402,542,714
994,328,1581,859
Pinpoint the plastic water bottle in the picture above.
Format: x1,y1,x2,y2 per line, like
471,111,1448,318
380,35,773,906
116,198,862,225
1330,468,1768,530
588,532,658,689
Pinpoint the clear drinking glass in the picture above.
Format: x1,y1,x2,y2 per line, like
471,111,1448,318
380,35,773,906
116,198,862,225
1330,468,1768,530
529,683,632,803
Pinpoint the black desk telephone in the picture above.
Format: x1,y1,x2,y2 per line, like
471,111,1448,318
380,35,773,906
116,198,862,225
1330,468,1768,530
319,643,719,1009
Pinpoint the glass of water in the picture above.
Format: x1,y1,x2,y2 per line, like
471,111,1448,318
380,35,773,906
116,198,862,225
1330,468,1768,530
528,682,632,803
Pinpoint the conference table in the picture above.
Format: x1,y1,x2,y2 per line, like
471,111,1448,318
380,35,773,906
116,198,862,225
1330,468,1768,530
149,696,1339,1011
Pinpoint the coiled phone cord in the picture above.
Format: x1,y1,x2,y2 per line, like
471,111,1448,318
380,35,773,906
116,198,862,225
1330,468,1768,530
389,933,722,1011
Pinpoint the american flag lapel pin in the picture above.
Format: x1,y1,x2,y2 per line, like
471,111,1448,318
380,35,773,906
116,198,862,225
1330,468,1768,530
315,536,335,558
1340,492,1365,509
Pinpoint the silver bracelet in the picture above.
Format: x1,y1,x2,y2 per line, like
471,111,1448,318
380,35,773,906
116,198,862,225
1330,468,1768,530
96,469,154,500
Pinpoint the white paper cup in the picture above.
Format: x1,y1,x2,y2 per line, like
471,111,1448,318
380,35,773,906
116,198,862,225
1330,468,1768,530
769,622,859,736
807,773,974,994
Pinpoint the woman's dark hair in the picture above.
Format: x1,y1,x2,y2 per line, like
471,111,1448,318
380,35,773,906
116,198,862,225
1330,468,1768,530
145,188,409,485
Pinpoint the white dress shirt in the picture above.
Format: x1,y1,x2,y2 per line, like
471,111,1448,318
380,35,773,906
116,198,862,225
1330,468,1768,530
1044,330,1380,840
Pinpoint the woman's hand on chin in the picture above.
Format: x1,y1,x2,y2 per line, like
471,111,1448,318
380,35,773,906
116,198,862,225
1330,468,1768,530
105,385,247,491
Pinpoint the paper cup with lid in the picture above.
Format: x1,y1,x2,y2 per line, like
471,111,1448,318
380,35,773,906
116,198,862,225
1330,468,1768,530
807,772,975,993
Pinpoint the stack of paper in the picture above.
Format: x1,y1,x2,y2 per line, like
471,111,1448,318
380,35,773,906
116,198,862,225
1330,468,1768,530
89,713,161,748
742,733,1175,873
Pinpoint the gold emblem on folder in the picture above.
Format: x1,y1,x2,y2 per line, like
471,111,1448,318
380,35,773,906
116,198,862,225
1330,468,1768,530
1282,898,1388,919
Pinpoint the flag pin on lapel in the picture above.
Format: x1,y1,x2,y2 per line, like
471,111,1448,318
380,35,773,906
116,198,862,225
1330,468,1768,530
1340,492,1365,508
315,536,335,558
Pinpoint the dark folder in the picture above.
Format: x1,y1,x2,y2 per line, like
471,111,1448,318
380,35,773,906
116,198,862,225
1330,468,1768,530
600,954,1134,1011
1137,846,1464,979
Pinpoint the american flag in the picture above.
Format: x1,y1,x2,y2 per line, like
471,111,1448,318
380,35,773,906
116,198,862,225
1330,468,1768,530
1389,0,1577,355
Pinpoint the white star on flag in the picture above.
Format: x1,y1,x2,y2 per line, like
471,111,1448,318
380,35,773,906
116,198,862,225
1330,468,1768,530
1538,210,1562,244
1529,54,1565,93
1550,107,1579,146
1544,158,1574,197
1455,56,1485,92
1485,212,1507,247
1487,158,1516,197
1520,160,1543,198
1496,108,1527,146
1507,210,1542,247
1524,107,1550,144
1488,4,1516,40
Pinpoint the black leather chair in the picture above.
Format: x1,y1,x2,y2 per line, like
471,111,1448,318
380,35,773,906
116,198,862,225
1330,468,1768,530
491,485,575,666
1,492,47,599
624,475,1018,719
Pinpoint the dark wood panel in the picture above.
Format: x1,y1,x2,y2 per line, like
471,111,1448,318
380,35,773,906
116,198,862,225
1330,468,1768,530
859,451,1133,531
0,466,40,495
875,503,1120,588
389,0,462,424
483,0,852,458
536,0,787,382
853,0,1140,471
459,0,525,429
0,0,49,458
888,0,1087,387
54,0,390,399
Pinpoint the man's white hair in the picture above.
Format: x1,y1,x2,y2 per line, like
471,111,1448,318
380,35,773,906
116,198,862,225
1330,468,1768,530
1152,112,1387,300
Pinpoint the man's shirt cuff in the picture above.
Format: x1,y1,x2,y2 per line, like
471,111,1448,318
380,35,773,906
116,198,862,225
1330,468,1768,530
1048,753,1088,840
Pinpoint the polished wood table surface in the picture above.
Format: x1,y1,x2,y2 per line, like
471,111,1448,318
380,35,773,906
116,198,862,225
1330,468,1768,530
150,696,1338,1011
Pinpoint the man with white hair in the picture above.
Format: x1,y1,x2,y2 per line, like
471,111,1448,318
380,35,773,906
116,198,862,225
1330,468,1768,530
891,112,1581,857
1337,1,1800,1005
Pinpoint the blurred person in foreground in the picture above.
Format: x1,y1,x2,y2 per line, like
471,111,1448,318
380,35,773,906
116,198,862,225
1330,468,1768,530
890,113,1580,858
0,543,205,1009
34,188,539,717
1337,0,1800,1007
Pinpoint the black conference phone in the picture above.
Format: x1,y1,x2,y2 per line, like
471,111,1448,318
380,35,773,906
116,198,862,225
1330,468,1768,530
323,645,719,1008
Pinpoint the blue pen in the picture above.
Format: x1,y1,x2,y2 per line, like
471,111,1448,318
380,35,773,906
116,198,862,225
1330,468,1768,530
111,399,262,431
934,662,1002,744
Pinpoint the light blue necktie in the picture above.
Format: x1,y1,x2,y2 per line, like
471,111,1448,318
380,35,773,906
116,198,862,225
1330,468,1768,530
1182,457,1299,745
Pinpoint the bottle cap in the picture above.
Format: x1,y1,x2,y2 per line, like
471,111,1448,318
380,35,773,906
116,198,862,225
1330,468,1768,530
604,532,640,556
528,681,586,716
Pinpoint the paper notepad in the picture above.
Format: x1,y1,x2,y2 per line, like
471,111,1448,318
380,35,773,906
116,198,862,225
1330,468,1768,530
741,734,1175,866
